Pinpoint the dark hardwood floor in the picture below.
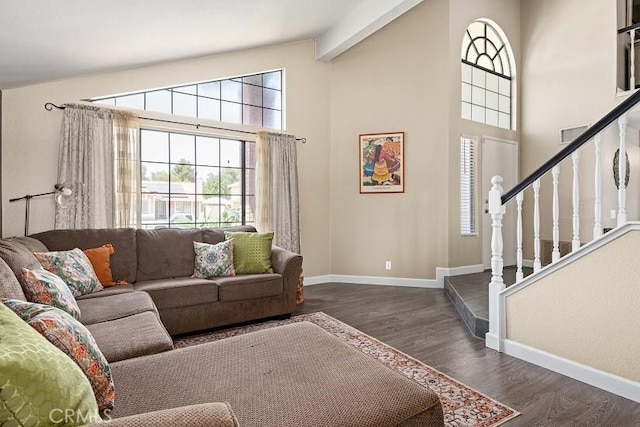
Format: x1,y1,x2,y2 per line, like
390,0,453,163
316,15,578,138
293,283,640,426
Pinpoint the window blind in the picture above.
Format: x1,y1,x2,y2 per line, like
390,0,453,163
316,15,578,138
460,136,477,235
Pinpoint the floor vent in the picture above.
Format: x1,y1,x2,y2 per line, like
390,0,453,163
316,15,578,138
560,125,589,145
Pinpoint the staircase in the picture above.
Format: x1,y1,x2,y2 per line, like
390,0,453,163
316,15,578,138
474,89,640,403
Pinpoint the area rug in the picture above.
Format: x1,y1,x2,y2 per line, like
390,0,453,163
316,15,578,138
174,312,520,427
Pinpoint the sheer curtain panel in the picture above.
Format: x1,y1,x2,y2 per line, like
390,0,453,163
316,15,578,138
113,111,140,228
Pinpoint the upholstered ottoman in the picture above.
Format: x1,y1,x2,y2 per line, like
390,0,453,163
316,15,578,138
109,322,444,426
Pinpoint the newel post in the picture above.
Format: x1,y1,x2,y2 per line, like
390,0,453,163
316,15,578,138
486,175,505,351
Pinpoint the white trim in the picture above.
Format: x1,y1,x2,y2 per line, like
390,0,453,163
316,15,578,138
522,258,533,268
503,340,640,404
303,264,484,288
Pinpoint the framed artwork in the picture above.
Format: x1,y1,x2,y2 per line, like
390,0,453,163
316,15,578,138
359,132,404,194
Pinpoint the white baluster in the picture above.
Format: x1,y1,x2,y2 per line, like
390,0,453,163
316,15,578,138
552,166,560,263
516,191,524,282
618,114,628,226
533,179,541,272
593,133,603,239
572,151,580,251
631,28,636,91
486,175,505,352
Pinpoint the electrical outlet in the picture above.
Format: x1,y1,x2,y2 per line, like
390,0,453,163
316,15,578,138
385,261,391,270
610,209,617,219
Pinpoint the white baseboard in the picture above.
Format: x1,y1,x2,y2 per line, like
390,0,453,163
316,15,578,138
503,339,640,403
304,264,485,288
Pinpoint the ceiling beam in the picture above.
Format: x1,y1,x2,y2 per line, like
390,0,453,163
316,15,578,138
315,0,424,62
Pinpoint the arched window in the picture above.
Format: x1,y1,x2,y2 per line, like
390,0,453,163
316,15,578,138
461,20,513,129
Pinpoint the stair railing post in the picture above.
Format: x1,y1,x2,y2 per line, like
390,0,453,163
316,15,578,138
533,179,542,272
593,133,603,239
486,175,505,352
630,28,636,91
618,114,628,226
571,151,580,251
516,191,524,282
552,165,561,263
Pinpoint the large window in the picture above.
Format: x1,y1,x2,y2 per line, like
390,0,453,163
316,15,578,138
139,130,255,229
94,70,283,128
460,136,477,236
91,70,280,229
461,21,513,130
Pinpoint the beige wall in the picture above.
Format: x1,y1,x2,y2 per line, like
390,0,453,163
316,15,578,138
1,41,332,277
448,0,521,267
505,229,640,382
519,0,620,257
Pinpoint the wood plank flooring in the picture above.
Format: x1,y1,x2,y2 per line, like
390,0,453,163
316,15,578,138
293,283,640,426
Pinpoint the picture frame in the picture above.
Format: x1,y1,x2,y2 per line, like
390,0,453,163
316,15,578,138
359,132,404,194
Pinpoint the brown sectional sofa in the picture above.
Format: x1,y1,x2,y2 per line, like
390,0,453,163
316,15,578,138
0,226,444,426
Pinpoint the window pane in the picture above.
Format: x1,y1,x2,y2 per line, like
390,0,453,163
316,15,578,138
499,77,511,96
472,67,486,88
220,139,241,167
196,136,220,166
486,73,499,92
462,83,472,102
221,101,242,123
499,113,510,129
244,195,256,224
263,71,281,90
221,80,242,102
175,85,196,95
142,162,170,183
197,166,220,194
94,98,115,106
471,105,485,123
116,94,144,110
263,88,281,110
197,97,221,121
173,92,196,117
472,86,485,107
245,142,256,169
462,63,472,83
198,82,220,98
169,133,195,164
462,102,472,120
141,130,169,162
477,55,493,70
499,95,510,113
243,83,262,106
146,90,171,114
263,109,281,129
243,105,262,126
486,91,499,110
486,109,499,127
243,74,262,86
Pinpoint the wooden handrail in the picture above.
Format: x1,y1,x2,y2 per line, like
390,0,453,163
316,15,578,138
501,89,640,204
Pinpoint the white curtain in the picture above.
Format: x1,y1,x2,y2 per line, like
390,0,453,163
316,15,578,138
55,104,139,229
113,111,140,228
255,131,301,254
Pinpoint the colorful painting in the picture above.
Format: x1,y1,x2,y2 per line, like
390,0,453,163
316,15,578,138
359,132,404,193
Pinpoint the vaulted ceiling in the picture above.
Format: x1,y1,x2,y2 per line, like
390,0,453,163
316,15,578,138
0,0,422,89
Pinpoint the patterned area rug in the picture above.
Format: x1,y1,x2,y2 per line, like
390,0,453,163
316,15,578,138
174,312,520,427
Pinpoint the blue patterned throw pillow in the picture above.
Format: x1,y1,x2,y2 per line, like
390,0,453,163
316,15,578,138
192,240,235,278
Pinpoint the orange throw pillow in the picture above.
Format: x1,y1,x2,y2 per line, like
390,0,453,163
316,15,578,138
83,244,116,286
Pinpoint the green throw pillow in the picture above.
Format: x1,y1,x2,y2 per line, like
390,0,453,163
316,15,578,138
0,303,100,426
224,231,274,274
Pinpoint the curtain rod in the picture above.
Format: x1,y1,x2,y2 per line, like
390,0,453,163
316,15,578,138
44,102,306,143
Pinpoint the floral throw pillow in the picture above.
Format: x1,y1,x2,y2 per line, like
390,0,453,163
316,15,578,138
3,299,115,411
35,248,103,297
20,267,81,320
192,240,235,278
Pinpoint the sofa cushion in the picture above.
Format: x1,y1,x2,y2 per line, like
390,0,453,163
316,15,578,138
77,291,159,325
31,228,138,284
88,403,240,427
193,240,235,278
3,300,114,411
0,236,47,278
0,303,100,425
86,311,173,363
20,267,81,319
216,274,282,302
224,231,274,274
202,225,257,245
83,244,115,285
134,277,219,309
0,256,26,300
35,248,103,297
76,283,135,300
136,228,203,281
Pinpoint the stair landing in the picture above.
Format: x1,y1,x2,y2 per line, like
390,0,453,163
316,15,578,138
444,267,530,338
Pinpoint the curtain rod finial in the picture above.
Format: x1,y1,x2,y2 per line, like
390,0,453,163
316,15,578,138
44,102,64,111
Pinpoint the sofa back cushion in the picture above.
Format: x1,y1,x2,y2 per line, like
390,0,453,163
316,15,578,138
0,257,26,300
0,237,48,278
136,228,203,281
202,225,257,245
31,228,137,284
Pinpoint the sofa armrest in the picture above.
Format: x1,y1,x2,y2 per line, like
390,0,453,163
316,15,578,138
90,402,239,427
271,245,303,308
